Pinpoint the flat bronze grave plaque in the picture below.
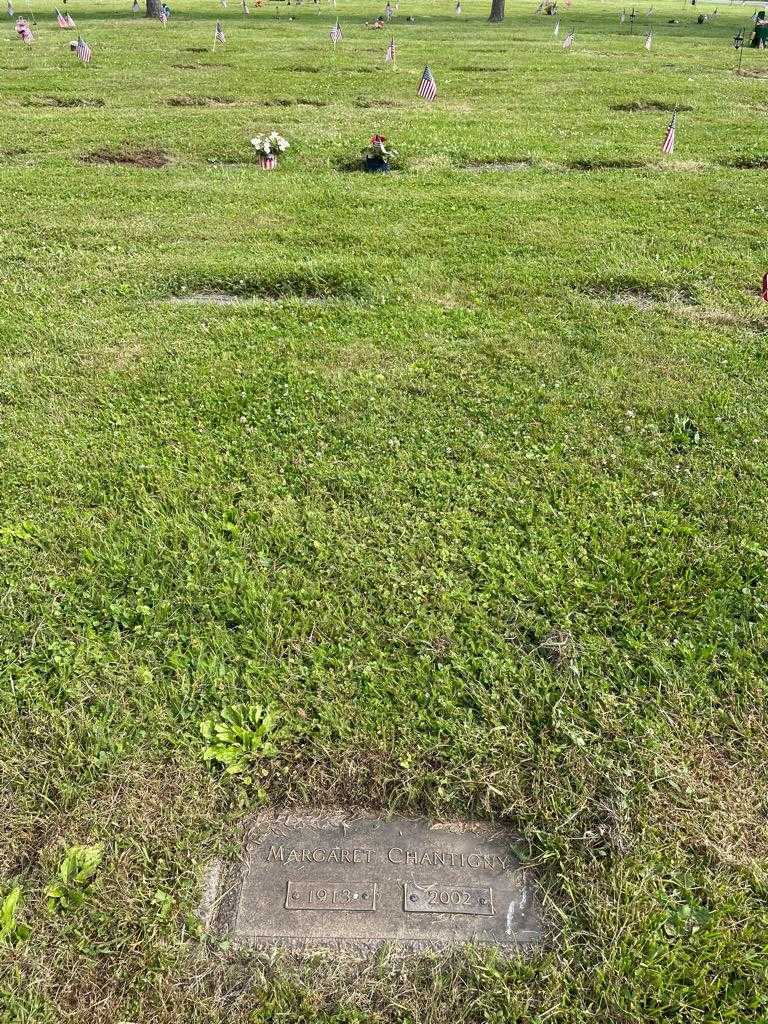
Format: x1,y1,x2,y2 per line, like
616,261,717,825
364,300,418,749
200,811,541,952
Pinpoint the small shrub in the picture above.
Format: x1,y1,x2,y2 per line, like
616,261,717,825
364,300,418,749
200,703,287,778
0,886,30,946
45,844,104,914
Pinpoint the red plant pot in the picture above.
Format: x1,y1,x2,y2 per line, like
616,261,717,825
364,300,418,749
259,154,277,170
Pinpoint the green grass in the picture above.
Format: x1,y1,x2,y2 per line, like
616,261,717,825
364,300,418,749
1,0,768,1019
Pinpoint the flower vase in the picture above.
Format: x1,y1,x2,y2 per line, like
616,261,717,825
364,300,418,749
363,154,390,173
260,154,277,170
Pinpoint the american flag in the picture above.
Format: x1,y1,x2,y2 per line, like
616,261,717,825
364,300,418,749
6,0,13,15
56,8,67,27
661,110,676,154
385,35,395,62
385,0,392,18
131,0,139,11
214,18,225,42
620,10,625,22
159,8,167,24
75,35,91,61
329,20,342,42
644,28,652,48
553,18,560,34
242,0,249,12
455,0,461,13
562,27,575,48
66,11,75,25
417,65,437,100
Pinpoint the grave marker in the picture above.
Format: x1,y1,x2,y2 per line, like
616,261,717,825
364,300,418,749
199,811,542,952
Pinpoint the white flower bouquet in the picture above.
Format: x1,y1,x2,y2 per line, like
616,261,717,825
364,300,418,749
250,131,289,169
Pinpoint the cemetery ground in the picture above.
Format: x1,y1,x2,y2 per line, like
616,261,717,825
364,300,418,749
1,0,767,1019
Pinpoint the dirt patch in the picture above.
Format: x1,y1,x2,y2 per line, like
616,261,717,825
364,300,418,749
568,157,646,170
82,147,171,168
538,629,577,673
737,67,768,78
170,268,367,304
25,96,105,108
686,309,767,335
656,739,768,869
610,100,691,112
463,159,532,172
171,62,231,69
166,95,235,107
354,97,403,108
586,276,697,309
170,291,243,306
260,97,328,107
656,159,709,172
587,280,764,331
728,154,768,169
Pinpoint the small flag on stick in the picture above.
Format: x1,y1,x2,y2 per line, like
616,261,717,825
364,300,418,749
214,18,225,45
75,35,91,61
417,65,437,100
330,19,342,42
385,35,395,62
562,27,575,48
661,109,676,155
644,28,652,49
56,8,67,27
455,0,461,13
159,8,167,25
65,12,75,25
7,0,13,15
131,0,139,12
553,18,560,34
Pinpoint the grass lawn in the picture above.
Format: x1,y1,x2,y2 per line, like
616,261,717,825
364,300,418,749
1,0,767,1018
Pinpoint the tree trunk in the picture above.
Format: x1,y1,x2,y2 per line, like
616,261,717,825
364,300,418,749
489,0,505,20
146,0,161,17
